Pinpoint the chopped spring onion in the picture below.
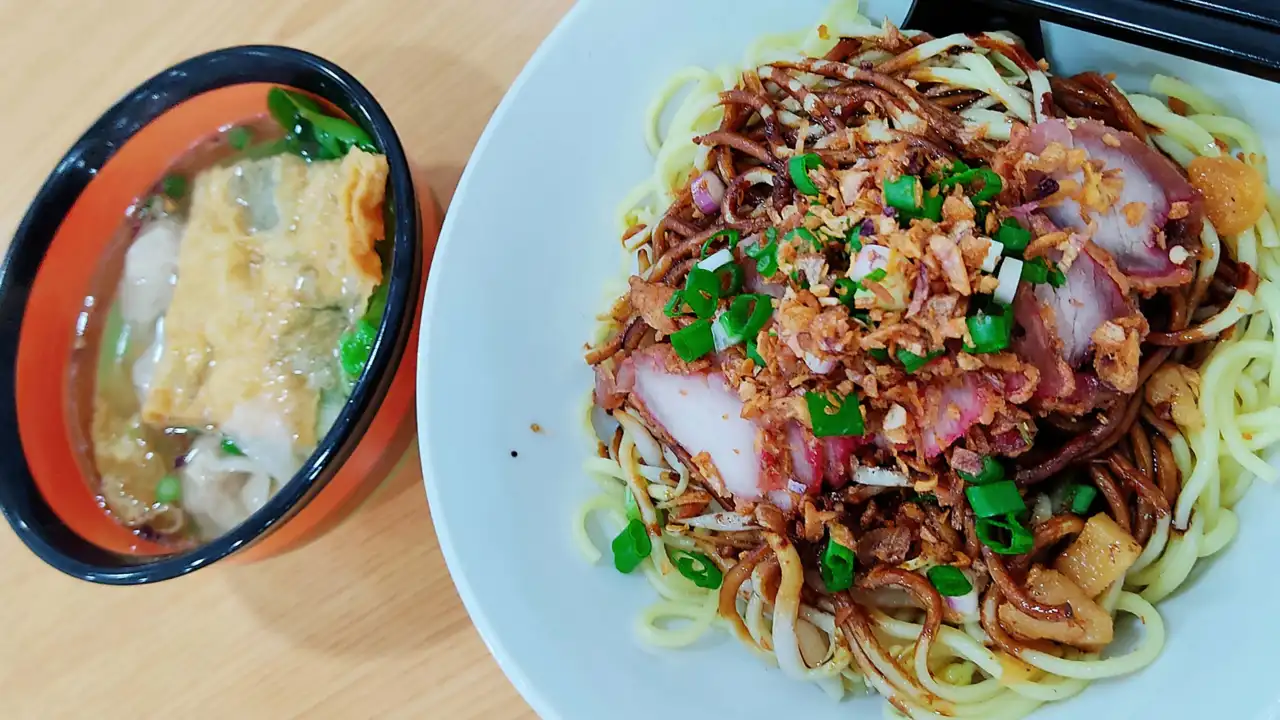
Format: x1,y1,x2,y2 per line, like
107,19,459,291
820,537,856,592
958,455,1004,485
745,339,765,366
833,278,858,307
965,480,1026,518
993,257,1024,306
994,218,1031,254
981,239,1005,272
715,293,773,347
1022,257,1065,287
1068,484,1098,514
867,348,891,362
975,514,1034,555
847,222,864,251
683,268,721,319
663,290,686,317
220,437,245,456
671,550,724,589
806,390,865,437
864,268,888,284
885,175,943,222
161,174,187,200
700,229,740,258
927,565,973,597
965,310,1011,354
930,159,971,185
611,519,652,573
624,487,641,522
785,227,821,251
339,318,378,377
896,348,941,373
155,474,182,504
941,167,1003,204
227,126,253,150
671,319,715,361
788,153,824,195
919,191,944,222
715,262,744,296
884,175,921,215
697,248,734,271
745,228,779,277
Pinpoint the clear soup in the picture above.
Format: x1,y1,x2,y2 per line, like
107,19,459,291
67,92,391,546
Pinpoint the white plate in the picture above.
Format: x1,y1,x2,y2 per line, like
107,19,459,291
418,2,1280,718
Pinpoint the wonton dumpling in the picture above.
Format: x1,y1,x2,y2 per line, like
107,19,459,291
141,149,388,455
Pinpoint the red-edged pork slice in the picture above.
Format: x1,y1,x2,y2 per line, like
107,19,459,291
787,423,825,494
1013,284,1075,401
1056,371,1122,414
922,374,994,458
1026,119,1200,288
823,436,862,488
627,349,763,500
1035,240,1134,366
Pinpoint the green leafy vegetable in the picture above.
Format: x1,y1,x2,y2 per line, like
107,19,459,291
266,87,377,161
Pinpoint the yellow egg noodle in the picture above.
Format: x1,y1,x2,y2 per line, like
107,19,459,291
576,1,1278,717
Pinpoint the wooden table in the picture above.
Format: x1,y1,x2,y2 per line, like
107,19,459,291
0,1,571,716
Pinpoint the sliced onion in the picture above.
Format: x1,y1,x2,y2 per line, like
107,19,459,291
850,244,892,281
945,589,980,618
796,255,826,287
787,478,809,495
993,256,1023,306
691,171,726,214
1030,493,1053,526
803,352,836,375
981,238,1004,272
711,315,734,353
837,169,869,205
678,511,758,531
697,248,734,271
853,466,911,487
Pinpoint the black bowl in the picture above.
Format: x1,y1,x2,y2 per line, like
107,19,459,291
0,45,421,584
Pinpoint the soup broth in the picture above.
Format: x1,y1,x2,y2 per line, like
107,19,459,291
68,92,390,545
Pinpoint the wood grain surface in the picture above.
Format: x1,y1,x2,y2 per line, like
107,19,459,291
0,1,572,717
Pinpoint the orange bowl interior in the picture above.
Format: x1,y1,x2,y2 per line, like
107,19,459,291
15,83,431,560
